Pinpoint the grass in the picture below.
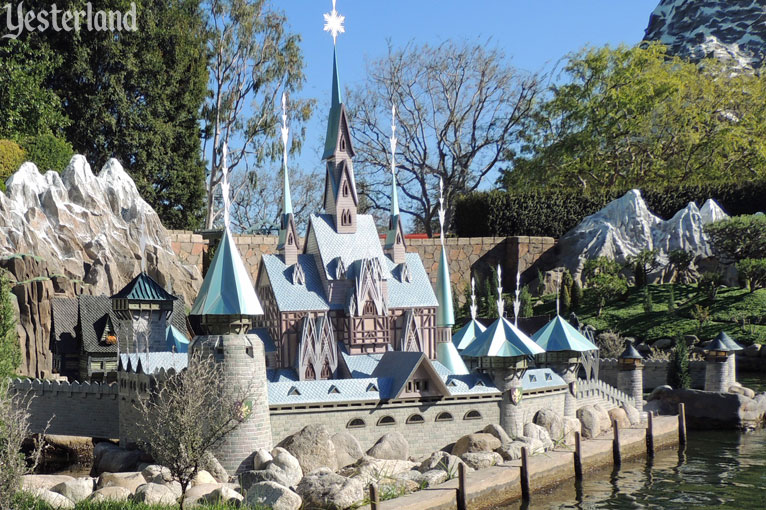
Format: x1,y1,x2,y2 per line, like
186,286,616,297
13,493,265,510
534,284,766,345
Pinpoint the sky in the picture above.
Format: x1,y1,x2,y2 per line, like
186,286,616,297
274,0,660,211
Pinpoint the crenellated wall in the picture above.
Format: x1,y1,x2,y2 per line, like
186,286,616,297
9,378,119,438
599,359,707,391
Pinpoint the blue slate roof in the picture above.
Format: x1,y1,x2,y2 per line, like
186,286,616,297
532,316,598,352
436,341,469,375
266,369,298,383
386,254,439,308
269,377,393,405
370,351,449,398
462,317,546,358
715,331,743,351
260,254,330,312
431,361,498,395
119,353,188,374
341,352,384,378
521,368,567,391
452,319,487,351
113,272,176,302
248,328,276,353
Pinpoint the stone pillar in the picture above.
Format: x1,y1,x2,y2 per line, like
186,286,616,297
618,365,644,412
726,354,737,390
704,356,728,393
190,334,272,475
554,363,578,418
495,370,524,438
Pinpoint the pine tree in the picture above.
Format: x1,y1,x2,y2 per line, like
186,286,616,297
561,285,572,316
571,279,583,311
667,284,676,314
643,286,653,314
519,285,534,318
0,272,20,379
667,337,691,389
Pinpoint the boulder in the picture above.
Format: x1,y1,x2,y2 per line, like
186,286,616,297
533,409,564,443
93,442,141,475
253,447,273,471
22,475,74,492
577,405,602,439
593,404,613,433
245,481,302,510
481,424,511,446
653,338,673,349
649,385,673,401
622,404,641,426
181,483,225,507
608,407,631,430
340,456,417,485
418,451,466,475
97,472,146,493
523,423,554,450
200,486,244,506
132,483,177,505
141,465,172,484
420,469,449,487
451,433,501,457
729,385,756,399
269,447,303,487
30,489,75,510
459,451,503,470
201,452,229,483
295,468,365,510
562,417,582,446
192,470,217,486
50,477,94,503
88,486,133,503
366,431,409,461
377,476,420,496
496,440,527,461
278,424,338,473
331,431,365,468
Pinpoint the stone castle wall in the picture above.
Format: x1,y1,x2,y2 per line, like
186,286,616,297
10,379,119,438
168,231,557,306
599,359,707,391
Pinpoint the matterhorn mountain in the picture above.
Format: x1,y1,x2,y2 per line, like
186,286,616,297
645,0,766,72
0,156,201,304
557,190,728,282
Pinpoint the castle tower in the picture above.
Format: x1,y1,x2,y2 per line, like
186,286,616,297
714,331,742,390
112,272,176,353
189,228,271,475
384,106,406,264
704,335,735,393
277,93,300,266
617,341,644,412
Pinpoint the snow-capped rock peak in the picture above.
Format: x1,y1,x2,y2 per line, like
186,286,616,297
700,198,728,224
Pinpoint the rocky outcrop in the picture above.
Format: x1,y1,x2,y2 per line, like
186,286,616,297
644,0,766,72
295,468,364,510
557,190,727,282
245,481,301,510
278,424,338,474
366,431,409,461
1,157,202,377
646,386,766,429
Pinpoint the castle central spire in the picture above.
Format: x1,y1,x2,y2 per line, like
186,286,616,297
278,93,300,265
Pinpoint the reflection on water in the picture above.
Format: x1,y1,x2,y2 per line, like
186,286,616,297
499,428,766,510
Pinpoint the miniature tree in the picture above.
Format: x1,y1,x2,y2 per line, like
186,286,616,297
643,286,653,314
628,249,659,288
134,353,254,508
519,285,534,318
0,271,20,379
667,284,676,315
570,279,583,312
667,337,691,389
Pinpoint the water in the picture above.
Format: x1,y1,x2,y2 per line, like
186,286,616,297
498,372,766,510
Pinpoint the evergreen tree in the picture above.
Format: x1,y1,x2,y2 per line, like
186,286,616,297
667,284,676,314
519,285,534,318
0,272,20,379
571,279,583,311
561,285,571,316
643,286,653,314
667,337,691,389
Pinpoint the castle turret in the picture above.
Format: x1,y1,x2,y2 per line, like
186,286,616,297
189,228,271,475
278,93,300,266
112,272,176,353
384,106,406,264
617,341,644,413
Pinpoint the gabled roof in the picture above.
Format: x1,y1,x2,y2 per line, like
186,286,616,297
370,351,450,399
260,254,330,312
165,325,189,353
79,295,120,354
191,228,263,316
431,361,499,396
385,254,439,308
51,297,78,353
112,272,176,302
436,341,469,375
269,377,391,405
462,316,545,358
532,315,598,352
522,368,567,391
340,352,384,378
452,319,487,352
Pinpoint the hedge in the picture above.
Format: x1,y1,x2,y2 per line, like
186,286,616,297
454,180,766,238
0,139,25,191
19,134,73,173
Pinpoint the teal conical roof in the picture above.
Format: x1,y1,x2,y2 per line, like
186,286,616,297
462,317,545,358
165,325,189,353
436,341,469,375
191,228,263,316
532,315,598,352
113,272,176,301
452,319,487,351
435,244,454,327
323,48,344,160
715,331,743,351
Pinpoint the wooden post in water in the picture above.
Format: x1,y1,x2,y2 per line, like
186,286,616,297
612,418,621,466
369,484,379,510
574,431,583,480
521,446,531,501
457,462,467,510
678,403,687,446
647,412,655,457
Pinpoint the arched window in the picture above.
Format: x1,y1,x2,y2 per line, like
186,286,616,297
288,233,293,245
406,414,425,424
377,415,396,426
304,364,315,380
342,181,349,197
341,209,351,226
347,418,366,429
363,300,376,315
435,412,454,422
340,138,346,151
320,359,332,379
463,410,482,420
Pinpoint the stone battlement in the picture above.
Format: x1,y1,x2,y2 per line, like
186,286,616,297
10,378,119,397
599,359,706,391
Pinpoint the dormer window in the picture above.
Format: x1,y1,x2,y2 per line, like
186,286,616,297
341,209,351,226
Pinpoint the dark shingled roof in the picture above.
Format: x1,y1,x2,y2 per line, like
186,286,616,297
112,272,177,302
51,297,78,355
79,295,120,354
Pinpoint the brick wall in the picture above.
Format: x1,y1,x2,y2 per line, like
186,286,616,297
599,359,706,391
10,379,119,438
168,230,556,306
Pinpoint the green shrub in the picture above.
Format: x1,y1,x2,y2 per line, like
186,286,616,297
519,285,533,318
0,139,25,189
667,337,691,389
589,273,628,316
737,258,766,292
705,215,766,263
667,284,676,314
698,272,723,301
643,286,653,314
571,279,583,311
19,134,73,173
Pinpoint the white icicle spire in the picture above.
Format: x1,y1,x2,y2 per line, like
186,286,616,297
438,177,445,244
390,105,397,174
221,141,231,230
513,270,521,327
323,0,345,45
281,93,289,170
138,204,148,273
496,265,504,318
556,272,561,316
470,276,477,320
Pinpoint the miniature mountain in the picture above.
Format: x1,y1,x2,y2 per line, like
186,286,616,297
0,156,201,304
644,0,766,72
557,190,728,281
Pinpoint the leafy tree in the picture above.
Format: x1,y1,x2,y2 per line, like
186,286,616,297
667,337,691,390
629,249,659,288
583,256,621,284
560,284,571,316
698,271,723,301
668,250,695,283
589,273,627,317
503,43,766,192
736,258,766,292
19,134,73,173
348,40,541,236
705,215,766,263
26,0,209,230
0,140,25,190
202,0,311,229
0,38,68,139
0,272,20,379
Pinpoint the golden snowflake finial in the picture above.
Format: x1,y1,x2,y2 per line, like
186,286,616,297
323,0,345,45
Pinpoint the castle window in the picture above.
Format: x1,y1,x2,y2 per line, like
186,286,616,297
464,410,482,420
341,209,351,226
406,414,425,425
347,418,366,429
342,181,349,197
363,300,376,316
406,381,413,393
321,360,332,379
304,364,315,380
435,412,454,422
245,346,253,358
377,415,396,426
414,380,429,392
340,138,346,151
288,233,293,245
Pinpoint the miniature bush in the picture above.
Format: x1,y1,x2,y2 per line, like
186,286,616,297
705,215,766,263
570,279,583,311
736,258,766,292
667,337,691,389
667,284,676,314
0,271,19,379
595,331,625,358
0,139,25,190
19,134,73,173
643,286,653,314
519,285,534,318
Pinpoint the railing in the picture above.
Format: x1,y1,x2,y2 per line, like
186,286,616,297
576,378,634,409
